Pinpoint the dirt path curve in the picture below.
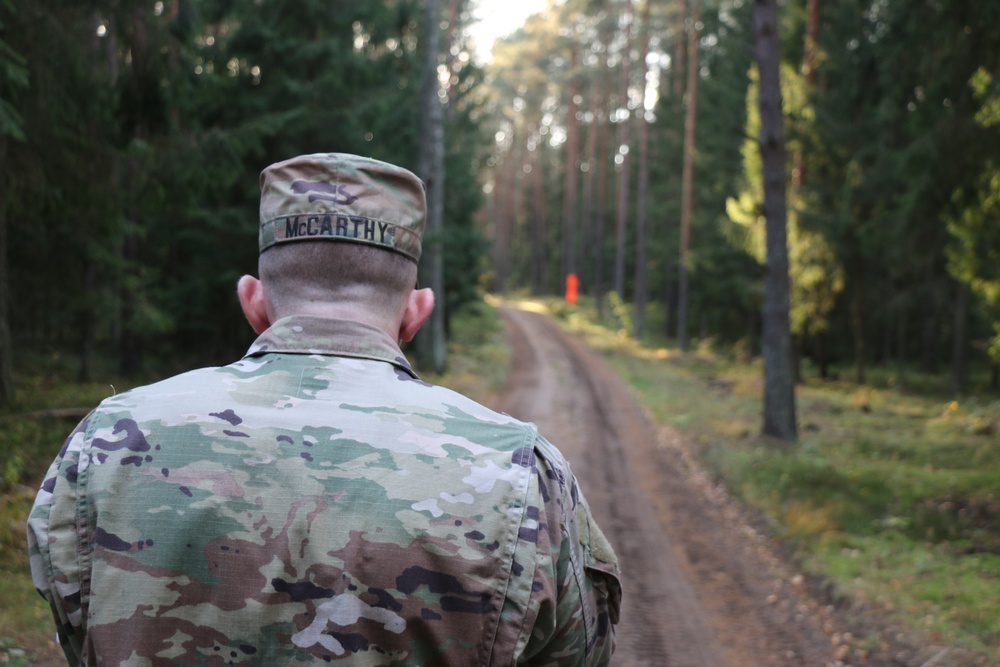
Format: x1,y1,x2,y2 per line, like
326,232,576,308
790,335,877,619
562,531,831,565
491,306,839,667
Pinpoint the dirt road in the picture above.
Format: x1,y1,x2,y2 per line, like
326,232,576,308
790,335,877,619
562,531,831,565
491,306,841,667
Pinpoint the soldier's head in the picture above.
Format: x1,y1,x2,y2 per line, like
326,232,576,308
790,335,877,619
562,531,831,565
237,153,433,342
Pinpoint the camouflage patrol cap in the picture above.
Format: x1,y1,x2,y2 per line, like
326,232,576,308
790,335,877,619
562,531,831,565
259,153,426,263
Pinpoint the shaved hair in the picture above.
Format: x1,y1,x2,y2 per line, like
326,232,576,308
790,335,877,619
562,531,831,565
259,242,418,323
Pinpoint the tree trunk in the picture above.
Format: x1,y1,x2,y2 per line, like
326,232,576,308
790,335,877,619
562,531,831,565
445,0,460,112
417,0,447,373
564,44,580,279
803,0,819,85
0,136,13,407
672,2,685,101
677,0,699,350
594,37,612,318
895,309,907,389
921,314,936,373
491,157,509,293
791,0,819,189
581,64,601,297
612,0,634,301
531,128,547,294
118,9,148,377
78,262,97,383
663,259,674,338
754,0,797,441
851,261,866,384
817,331,829,379
950,281,969,396
632,0,652,339
119,221,143,376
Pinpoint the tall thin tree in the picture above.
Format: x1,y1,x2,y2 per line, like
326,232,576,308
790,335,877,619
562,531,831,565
593,19,613,317
676,0,699,350
417,0,447,373
753,0,797,440
563,43,581,279
0,136,13,407
581,66,601,295
531,127,548,293
0,18,25,407
612,0,634,300
632,0,653,338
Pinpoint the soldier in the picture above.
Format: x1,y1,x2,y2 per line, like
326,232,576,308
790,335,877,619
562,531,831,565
27,153,621,666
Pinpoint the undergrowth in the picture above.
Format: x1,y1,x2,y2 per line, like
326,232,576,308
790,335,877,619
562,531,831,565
535,294,1000,664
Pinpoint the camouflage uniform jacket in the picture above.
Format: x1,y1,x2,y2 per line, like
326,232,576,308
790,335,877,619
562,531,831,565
28,316,621,666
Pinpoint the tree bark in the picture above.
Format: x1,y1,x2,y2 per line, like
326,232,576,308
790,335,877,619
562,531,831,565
895,309,907,389
491,158,507,293
531,128,547,294
581,64,601,297
417,0,447,373
78,262,97,383
594,35,612,318
950,281,969,396
632,0,652,338
117,9,148,377
672,2,685,101
612,0,634,301
851,258,866,384
0,136,13,407
445,0,460,112
803,0,819,86
564,44,580,278
754,0,797,440
677,0,699,350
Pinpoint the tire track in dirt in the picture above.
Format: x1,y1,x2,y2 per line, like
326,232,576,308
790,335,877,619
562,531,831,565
492,306,838,667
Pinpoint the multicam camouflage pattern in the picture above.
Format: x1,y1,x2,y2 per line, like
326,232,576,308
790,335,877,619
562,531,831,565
28,317,621,666
258,154,425,263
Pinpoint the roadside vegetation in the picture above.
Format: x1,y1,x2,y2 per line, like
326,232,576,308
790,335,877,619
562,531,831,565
528,295,999,665
0,357,148,664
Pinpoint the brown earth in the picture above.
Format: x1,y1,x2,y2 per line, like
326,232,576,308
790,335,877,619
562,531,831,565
490,306,979,667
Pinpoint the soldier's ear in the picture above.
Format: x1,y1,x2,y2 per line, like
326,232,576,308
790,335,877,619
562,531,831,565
237,275,271,334
398,288,434,343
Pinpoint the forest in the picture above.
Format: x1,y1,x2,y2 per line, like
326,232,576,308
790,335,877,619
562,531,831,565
1,0,1000,406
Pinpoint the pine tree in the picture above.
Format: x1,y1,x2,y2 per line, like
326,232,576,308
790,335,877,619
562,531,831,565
753,0,796,440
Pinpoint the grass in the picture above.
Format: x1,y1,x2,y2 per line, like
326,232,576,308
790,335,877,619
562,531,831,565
0,488,56,665
0,356,149,664
417,298,511,399
533,294,1000,664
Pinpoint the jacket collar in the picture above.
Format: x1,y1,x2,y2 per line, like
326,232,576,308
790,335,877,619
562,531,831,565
243,316,419,379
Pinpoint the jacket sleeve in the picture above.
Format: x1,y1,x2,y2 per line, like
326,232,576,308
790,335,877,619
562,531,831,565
518,437,622,666
26,415,93,666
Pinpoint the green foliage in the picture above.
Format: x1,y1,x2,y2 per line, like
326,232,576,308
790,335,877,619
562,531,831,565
0,0,28,141
726,62,845,342
947,69,1000,364
2,0,490,382
799,0,1000,374
971,68,1000,128
947,165,1000,363
420,298,510,399
0,486,61,662
604,290,633,336
553,302,1000,661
